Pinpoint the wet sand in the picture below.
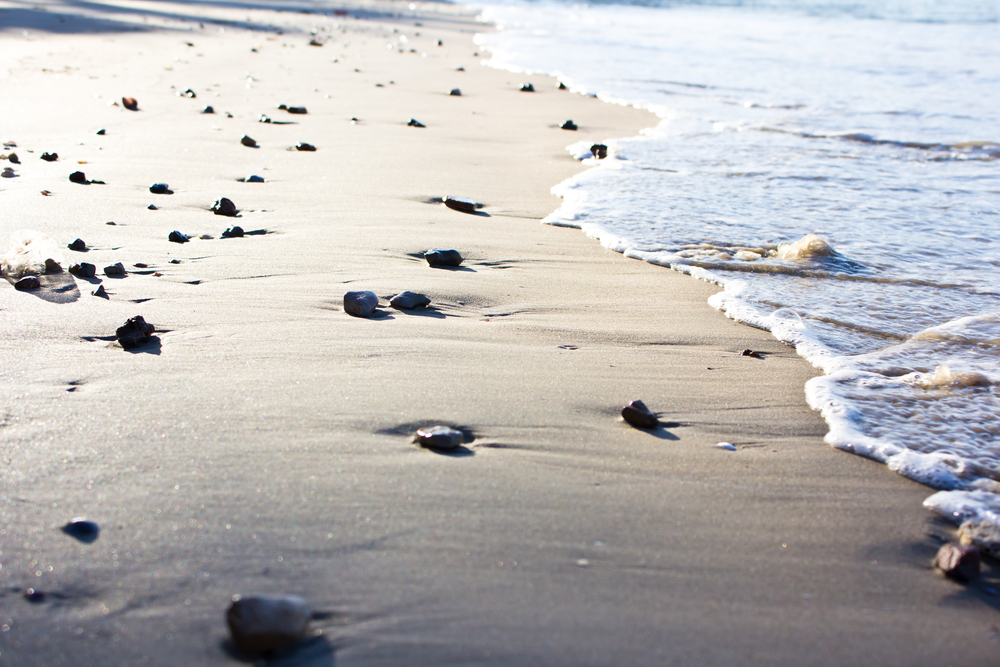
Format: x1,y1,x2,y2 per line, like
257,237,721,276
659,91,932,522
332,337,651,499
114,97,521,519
0,1,998,665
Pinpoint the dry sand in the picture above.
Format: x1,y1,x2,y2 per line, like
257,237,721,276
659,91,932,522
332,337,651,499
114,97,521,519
0,1,997,665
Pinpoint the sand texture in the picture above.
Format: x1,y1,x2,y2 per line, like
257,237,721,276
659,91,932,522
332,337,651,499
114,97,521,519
0,1,998,665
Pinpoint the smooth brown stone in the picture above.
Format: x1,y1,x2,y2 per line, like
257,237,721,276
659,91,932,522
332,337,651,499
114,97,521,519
122,97,138,110
444,196,479,213
934,543,980,582
14,276,40,290
622,400,659,429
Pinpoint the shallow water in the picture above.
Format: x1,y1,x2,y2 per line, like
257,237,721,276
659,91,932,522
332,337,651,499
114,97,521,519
473,0,1000,522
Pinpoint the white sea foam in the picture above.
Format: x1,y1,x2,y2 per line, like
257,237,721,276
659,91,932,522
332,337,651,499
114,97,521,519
1,230,63,279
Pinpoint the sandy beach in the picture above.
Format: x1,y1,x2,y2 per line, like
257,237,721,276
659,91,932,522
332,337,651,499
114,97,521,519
0,1,997,664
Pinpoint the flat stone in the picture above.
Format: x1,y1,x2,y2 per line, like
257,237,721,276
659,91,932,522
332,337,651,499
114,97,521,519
741,349,763,358
407,118,426,128
226,594,311,654
344,290,379,317
959,520,1000,560
150,183,173,195
590,143,608,159
424,248,463,267
14,276,40,290
243,175,264,183
148,204,158,210
241,135,257,147
520,83,535,92
69,171,87,184
561,120,578,131
115,315,155,349
295,142,316,151
285,106,308,114
211,198,239,217
935,543,980,582
414,425,463,451
389,291,431,309
122,97,138,110
222,226,244,238
168,231,190,244
104,262,126,276
622,400,659,429
61,518,100,543
69,262,96,278
68,238,87,251
40,152,58,162
449,88,461,96
444,196,479,213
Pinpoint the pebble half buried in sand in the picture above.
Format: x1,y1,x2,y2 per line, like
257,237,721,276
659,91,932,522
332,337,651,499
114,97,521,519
621,400,659,429
344,290,379,317
414,425,463,451
122,97,138,110
407,118,426,128
389,291,431,309
14,276,40,290
226,594,311,654
295,142,316,152
934,543,980,582
115,315,154,349
104,262,126,276
424,249,463,267
561,120,578,131
61,518,100,543
443,196,479,213
221,226,244,238
149,183,173,194
211,197,239,217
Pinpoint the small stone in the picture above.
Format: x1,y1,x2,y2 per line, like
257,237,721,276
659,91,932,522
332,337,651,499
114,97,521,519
561,120,578,131
68,238,87,251
226,594,311,654
558,82,568,90
344,290,379,317
40,152,58,162
741,349,763,358
115,315,155,349
259,114,272,123
44,258,62,273
590,143,608,159
96,128,106,135
92,284,108,299
389,291,431,309
69,262,96,278
134,263,148,268
1,167,15,178
148,204,158,210
168,231,190,244
934,543,980,582
444,196,479,213
241,135,257,147
449,88,461,96
407,118,425,128
424,248,463,267
959,520,1000,560
243,175,264,183
520,83,534,92
150,183,173,194
414,425,463,451
295,142,316,151
221,226,244,238
285,106,307,114
621,400,659,429
14,276,40,290
211,198,238,217
7,153,20,164
436,39,443,46
169,259,181,264
180,88,197,98
456,66,465,71
24,588,45,603
104,262,126,276
202,105,215,114
716,442,737,451
309,37,323,46
69,171,87,184
61,518,100,543
122,97,138,110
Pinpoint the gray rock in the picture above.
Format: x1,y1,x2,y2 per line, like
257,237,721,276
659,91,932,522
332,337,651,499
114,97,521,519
414,425,463,451
116,315,154,349
389,291,430,309
69,262,96,278
211,197,238,217
168,231,190,244
424,249,463,267
344,290,379,317
959,520,1000,560
622,400,659,429
226,594,311,654
14,276,40,290
934,543,980,582
180,88,196,98
104,263,126,276
444,196,479,213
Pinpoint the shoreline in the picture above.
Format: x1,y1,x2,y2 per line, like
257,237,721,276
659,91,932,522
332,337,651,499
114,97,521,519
1,1,998,664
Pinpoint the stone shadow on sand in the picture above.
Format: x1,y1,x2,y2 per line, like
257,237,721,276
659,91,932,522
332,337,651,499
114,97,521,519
5,273,80,304
221,634,336,666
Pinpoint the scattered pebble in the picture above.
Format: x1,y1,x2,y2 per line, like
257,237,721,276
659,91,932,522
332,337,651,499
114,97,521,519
45,258,62,273
61,518,100,543
309,37,323,46
68,171,87,184
92,284,108,299
520,83,535,92
69,262,96,278
40,152,58,162
561,120,578,131
437,39,443,46
202,105,215,114
221,226,244,238
147,204,158,210
122,97,139,111
241,175,265,183
621,399,659,429
24,588,45,603
444,195,479,213
40,190,52,196
168,231,190,244
424,248,463,267
344,290,379,317
241,135,258,147
180,88,197,98
407,118,426,128
96,128,106,135
456,66,465,71
14,276,40,290
281,105,308,114
149,183,173,195
259,115,272,123
7,153,20,164
169,259,181,264
558,82,568,90
104,262,126,276
716,442,737,451
389,291,431,309
295,142,316,151
414,425,463,451
590,143,608,159
226,594,311,654
741,349,763,358
68,238,86,251
934,543,980,582
449,88,461,96
1,167,15,178
116,315,155,349
211,197,239,217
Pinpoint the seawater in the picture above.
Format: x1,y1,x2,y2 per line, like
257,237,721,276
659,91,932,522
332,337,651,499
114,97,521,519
472,0,1000,524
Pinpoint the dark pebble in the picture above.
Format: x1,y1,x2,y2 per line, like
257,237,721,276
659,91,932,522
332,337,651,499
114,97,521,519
285,106,308,114
449,88,461,96
444,196,479,213
456,66,465,71
221,226,244,238
622,400,659,429
104,262,126,276
414,425,463,451
295,142,317,152
241,135,257,148
68,238,86,251
44,258,62,273
590,143,608,159
202,105,215,114
561,120,578,131
243,175,264,183
122,97,138,111
407,119,426,128
116,315,155,349
69,262,96,278
14,276,40,290
437,39,443,46
169,259,181,264
7,153,19,164
935,543,980,582
520,83,535,92
309,37,323,46
211,198,238,217
150,183,173,195
227,594,312,654
389,291,431,309
168,231,190,244
40,152,58,162
424,248,463,267
61,518,100,543
741,349,763,358
180,88,196,98
24,588,46,603
69,171,87,184
96,129,106,135
259,115,272,123
343,290,379,317
92,284,108,299
148,204,158,210
558,82,568,90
